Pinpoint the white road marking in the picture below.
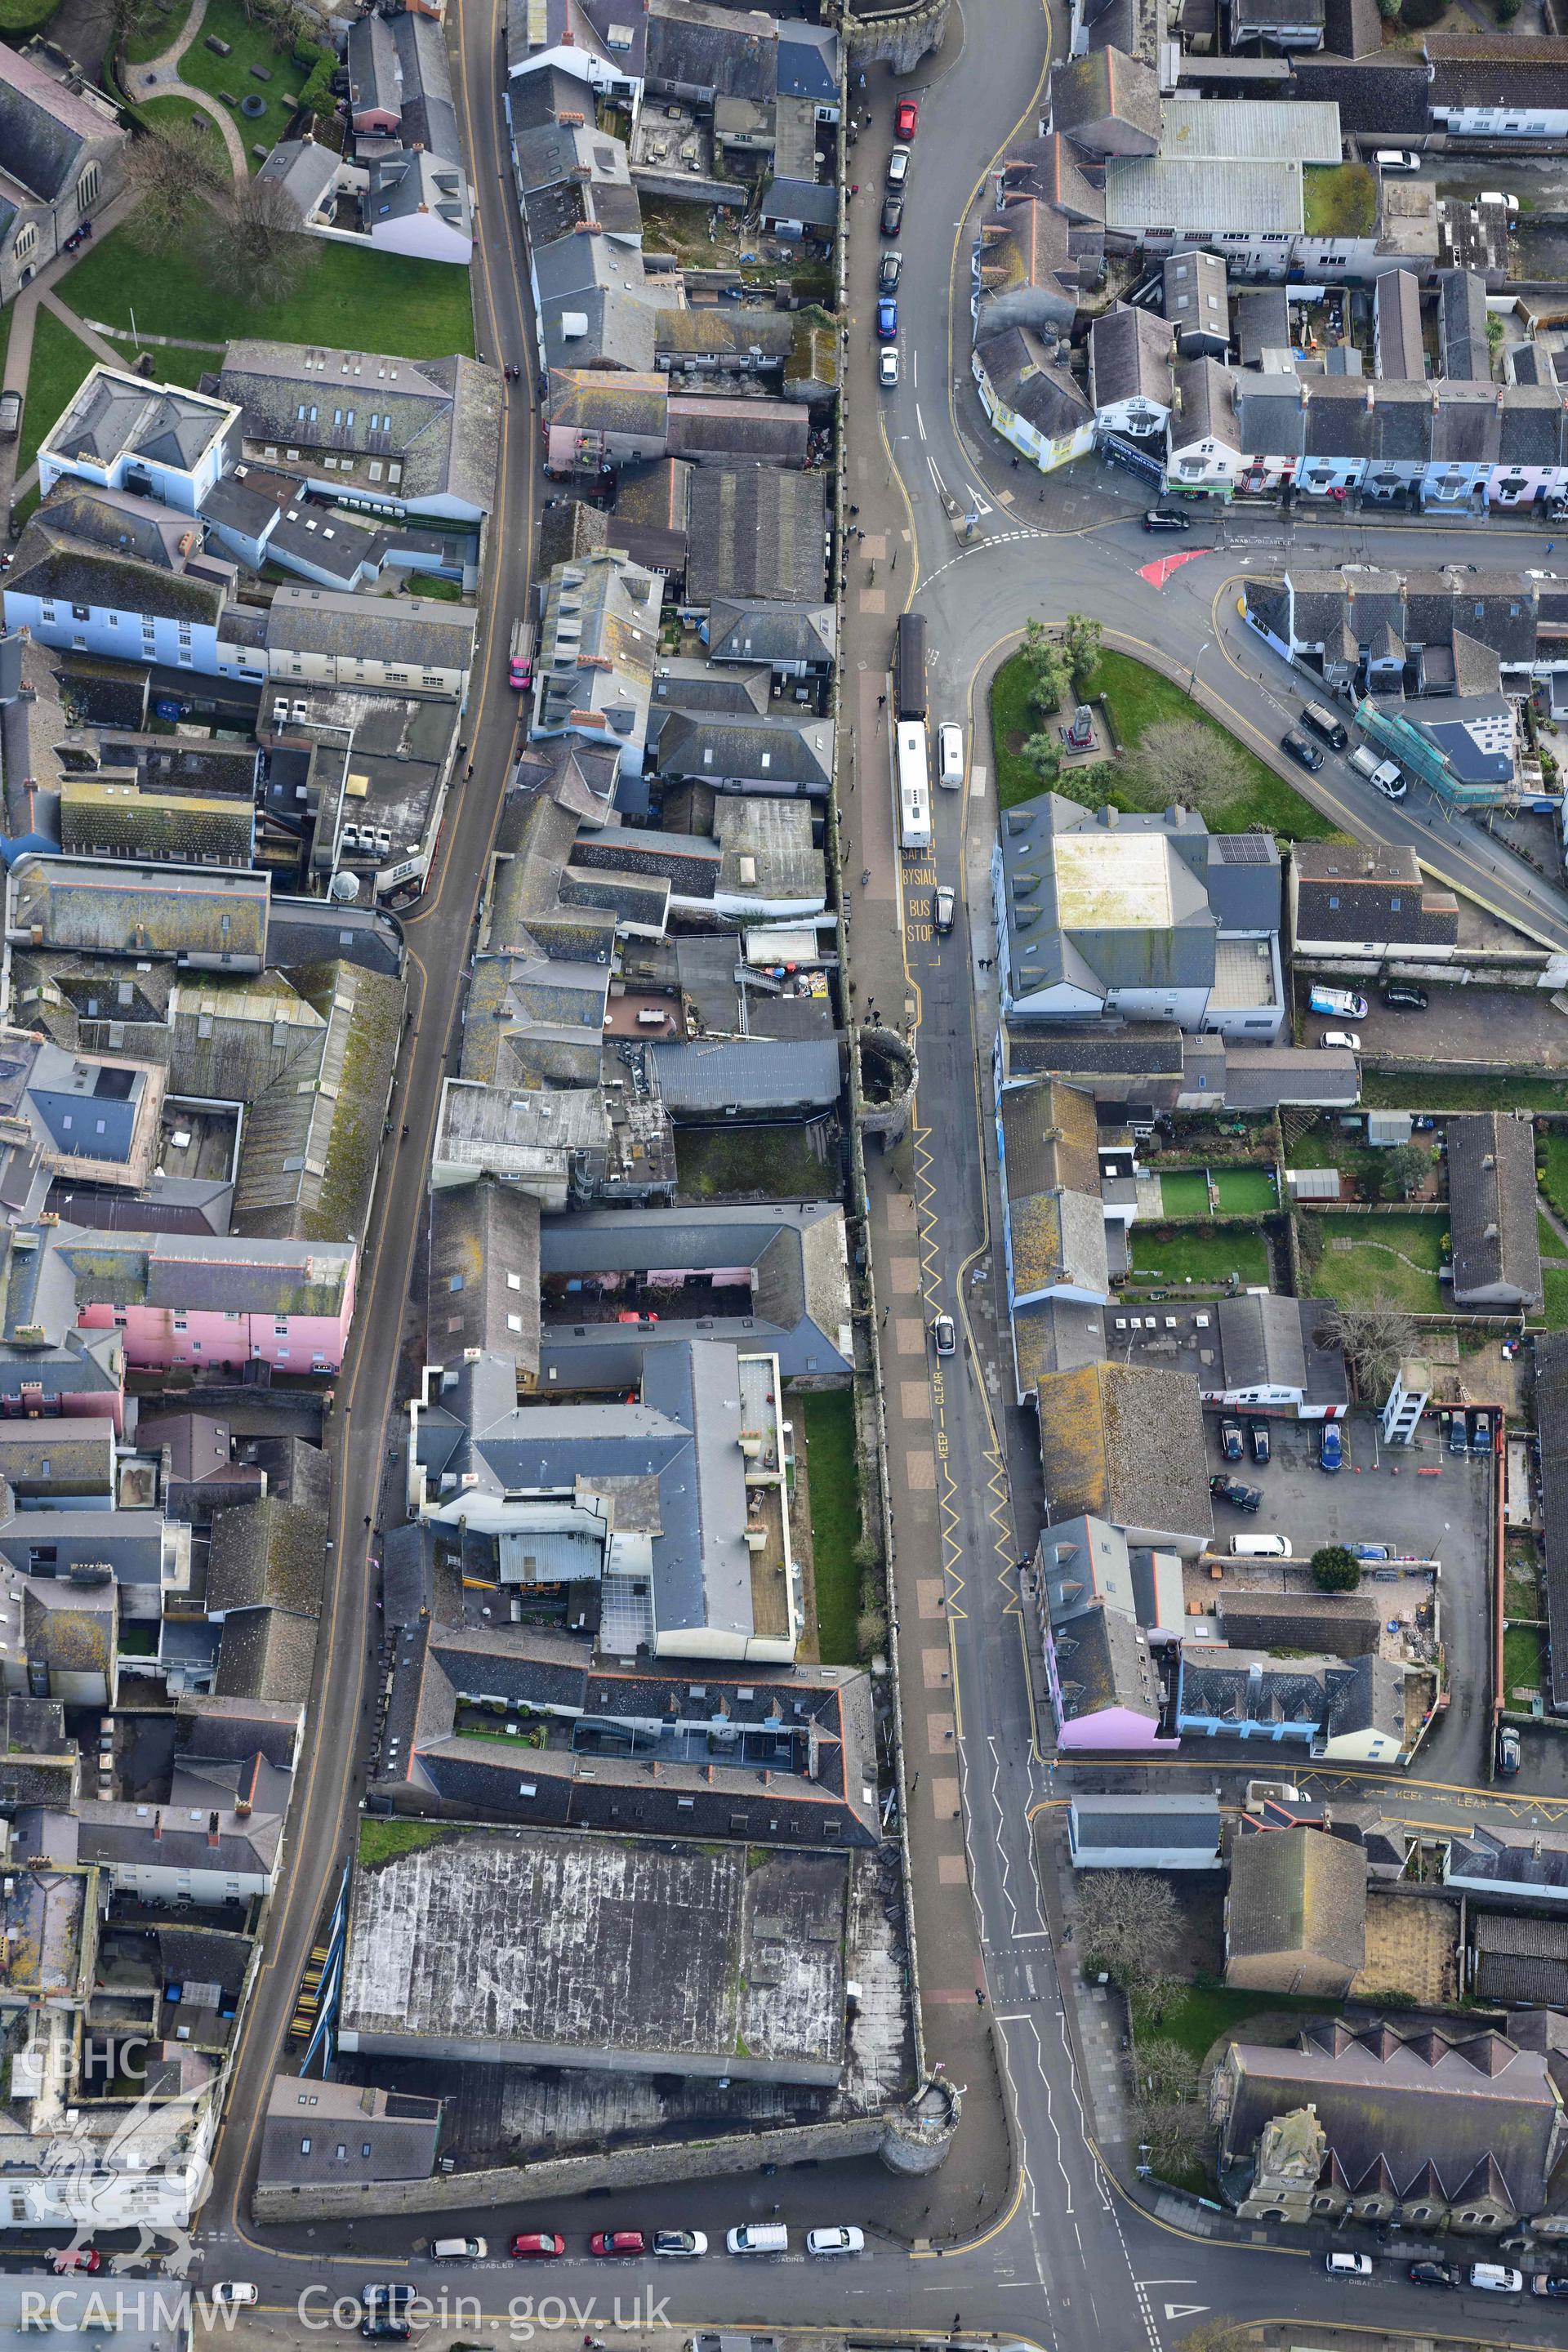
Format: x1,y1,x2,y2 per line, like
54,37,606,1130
912,348,918,387
916,403,927,443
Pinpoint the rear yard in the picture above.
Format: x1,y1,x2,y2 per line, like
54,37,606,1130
1128,1223,1272,1288
800,1389,859,1667
1309,1213,1448,1313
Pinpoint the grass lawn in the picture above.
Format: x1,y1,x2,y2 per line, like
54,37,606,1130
359,1818,474,1867
1133,1984,1335,2069
172,0,299,158
1312,1213,1448,1313
1129,1223,1272,1288
1542,1133,1568,1224
0,0,60,30
124,0,196,60
1362,1071,1568,1116
801,1389,859,1666
134,91,227,149
1303,162,1376,237
1156,1169,1210,1219
1214,1167,1279,1214
64,220,476,358
989,647,1337,838
1542,1209,1564,1259
1503,1619,1545,1704
19,307,99,479
1546,1269,1568,1331
676,1121,840,1203
100,336,217,390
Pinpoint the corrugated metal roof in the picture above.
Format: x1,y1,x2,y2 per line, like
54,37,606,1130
1107,155,1303,235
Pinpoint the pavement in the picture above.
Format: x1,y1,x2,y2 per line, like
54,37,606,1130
124,0,251,179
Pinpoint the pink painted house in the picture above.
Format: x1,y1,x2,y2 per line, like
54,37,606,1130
1044,1600,1178,1753
62,1230,357,1375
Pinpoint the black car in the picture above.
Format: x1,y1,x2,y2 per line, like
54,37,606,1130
1209,1475,1261,1512
1408,2263,1461,2290
362,2328,410,2342
879,250,902,291
880,193,903,236
1143,507,1191,532
1383,982,1428,1011
1249,1422,1270,1464
1281,728,1323,773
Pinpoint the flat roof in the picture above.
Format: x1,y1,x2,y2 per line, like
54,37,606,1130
1053,831,1174,931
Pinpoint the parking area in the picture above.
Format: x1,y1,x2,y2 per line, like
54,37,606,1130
1203,1408,1495,1785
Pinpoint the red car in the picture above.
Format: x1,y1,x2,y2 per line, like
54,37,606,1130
894,96,919,138
510,2236,565,2260
51,2252,100,2275
590,2234,647,2257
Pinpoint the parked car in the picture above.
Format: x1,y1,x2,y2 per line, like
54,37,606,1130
361,2326,409,2342
1408,2262,1462,2288
1301,700,1349,751
879,348,899,387
510,2237,565,2259
0,389,21,443
652,2232,707,2257
210,2288,258,2309
1449,1411,1468,1454
590,2234,647,2257
1248,1422,1270,1464
880,193,903,236
1209,1474,1260,1512
1309,985,1367,1019
1531,2274,1568,2296
1469,2265,1524,2293
1219,1419,1245,1459
1281,728,1322,773
1471,1410,1494,1454
876,297,898,341
430,2242,486,2262
1382,983,1428,1011
938,722,964,787
50,2252,100,2275
1498,1724,1521,1776
893,96,919,137
1353,1544,1389,1561
1319,1422,1343,1473
1325,2253,1372,2278
1143,507,1190,532
807,2228,866,2257
887,143,911,187
1374,148,1422,171
932,1312,956,1356
933,883,956,933
1477,190,1520,215
1321,1030,1360,1052
879,250,903,292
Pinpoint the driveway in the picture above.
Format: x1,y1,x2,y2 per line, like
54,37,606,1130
1335,982,1568,1067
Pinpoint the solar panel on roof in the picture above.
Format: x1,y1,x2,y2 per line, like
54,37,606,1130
1213,834,1272,862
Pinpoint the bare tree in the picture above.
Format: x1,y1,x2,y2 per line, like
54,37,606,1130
124,119,226,254
1123,716,1251,817
1071,1870,1178,1989
1134,2096,1205,2183
1138,2036,1199,2106
1314,1297,1418,1398
198,172,320,313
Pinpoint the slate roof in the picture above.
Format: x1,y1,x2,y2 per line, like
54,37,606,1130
1438,269,1491,383
1172,356,1240,450
977,326,1094,443
217,345,501,519
1446,1111,1541,1307
1069,1792,1220,1849
1218,2017,1561,2217
259,2076,443,2189
651,1036,840,1114
1291,841,1459,948
1473,1913,1568,2008
426,1179,541,1372
0,44,115,202
265,586,474,668
207,1496,327,1622
1165,247,1229,349
1234,285,1290,366
706,596,835,670
1037,1360,1213,1540
1049,46,1162,147
214,1605,318,1707
1089,303,1174,410
645,0,777,101
7,521,223,627
1290,51,1428,131
1227,1822,1367,1978
684,467,826,606
1424,30,1568,109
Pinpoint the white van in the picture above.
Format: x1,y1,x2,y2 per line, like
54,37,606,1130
1470,2265,1524,2293
430,2239,487,2261
726,2224,789,2256
1348,745,1407,799
1230,1534,1292,1558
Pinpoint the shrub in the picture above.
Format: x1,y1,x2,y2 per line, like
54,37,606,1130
856,1606,888,1655
1312,1544,1361,1592
1399,0,1446,26
298,52,336,111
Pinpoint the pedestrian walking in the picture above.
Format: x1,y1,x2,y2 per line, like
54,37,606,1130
465,761,474,779
877,691,887,707
1548,542,1557,556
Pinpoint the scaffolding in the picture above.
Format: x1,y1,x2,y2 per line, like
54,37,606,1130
1353,695,1512,808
